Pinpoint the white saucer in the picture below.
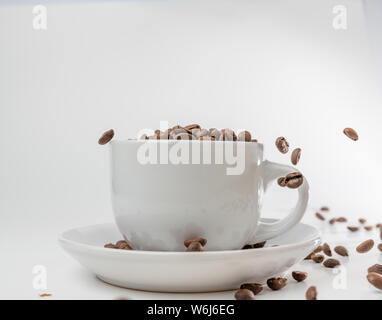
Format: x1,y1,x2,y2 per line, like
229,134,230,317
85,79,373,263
59,219,321,293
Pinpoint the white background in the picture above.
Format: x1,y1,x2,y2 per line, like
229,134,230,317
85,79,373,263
0,0,381,299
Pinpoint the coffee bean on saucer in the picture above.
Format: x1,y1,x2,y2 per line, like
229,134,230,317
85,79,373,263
315,213,325,221
275,137,289,154
334,246,349,257
277,177,287,187
267,277,287,291
240,283,263,295
234,289,255,300
323,243,332,257
184,237,207,248
305,286,317,300
364,226,374,231
347,226,359,232
119,243,132,250
313,245,323,253
323,258,340,268
367,273,382,290
311,254,324,263
238,131,251,142
219,129,237,141
368,264,382,275
304,252,313,260
186,241,204,252
242,244,254,250
343,127,358,141
98,129,114,145
359,218,366,224
285,172,304,189
321,206,329,211
336,217,347,223
356,239,374,253
292,271,307,282
291,148,301,165
329,218,336,225
104,243,117,249
253,241,266,248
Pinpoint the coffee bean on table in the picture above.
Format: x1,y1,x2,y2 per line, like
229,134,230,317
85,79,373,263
315,213,325,221
367,273,382,290
284,172,304,189
98,129,114,145
356,239,374,253
368,264,382,275
321,206,329,211
234,289,255,300
184,237,207,248
347,226,359,232
238,131,251,142
292,271,307,282
311,254,324,263
186,241,204,252
378,243,382,252
305,286,317,300
323,258,340,268
364,226,373,231
334,246,349,257
240,283,263,295
275,137,289,154
267,277,287,290
336,217,347,223
277,177,287,187
359,218,366,224
343,127,359,141
323,243,332,257
291,148,301,165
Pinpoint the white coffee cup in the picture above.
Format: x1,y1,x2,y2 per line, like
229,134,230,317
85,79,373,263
110,140,309,251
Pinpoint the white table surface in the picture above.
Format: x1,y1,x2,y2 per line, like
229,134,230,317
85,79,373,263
1,207,381,300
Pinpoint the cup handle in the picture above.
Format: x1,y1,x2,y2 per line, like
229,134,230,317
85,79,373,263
251,160,309,243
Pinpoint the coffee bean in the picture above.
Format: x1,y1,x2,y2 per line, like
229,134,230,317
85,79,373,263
343,127,358,141
315,213,325,221
321,206,329,211
234,289,255,300
184,124,201,131
98,129,114,145
251,139,258,143
323,258,340,268
376,223,381,228
305,286,317,300
267,277,287,291
184,237,207,248
200,136,215,141
238,131,252,142
368,264,382,275
242,244,254,250
304,252,313,260
275,137,289,154
104,243,117,249
336,217,347,223
313,245,323,253
253,241,266,248
219,129,237,141
364,226,373,231
356,239,374,253
209,128,221,140
175,132,193,140
116,240,127,246
334,246,349,257
323,243,332,257
292,271,307,282
140,134,149,140
378,243,382,252
186,241,204,252
367,272,382,290
119,243,132,250
277,177,287,187
347,226,359,232
311,254,324,263
285,172,304,189
291,148,301,165
329,218,336,225
359,218,366,224
240,283,263,295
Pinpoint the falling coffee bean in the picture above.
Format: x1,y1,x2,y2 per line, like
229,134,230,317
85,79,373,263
366,272,382,290
323,258,340,268
275,137,289,154
356,239,374,253
285,172,304,189
359,218,366,224
334,246,349,257
305,286,317,300
98,129,115,145
329,218,336,225
364,226,373,231
343,127,359,141
315,213,325,221
291,148,301,165
336,217,347,223
238,131,251,142
321,206,329,211
368,264,382,275
347,226,359,232
311,254,324,263
240,283,263,295
186,241,204,252
234,289,255,300
323,243,332,257
184,237,207,248
292,271,307,282
267,277,287,291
